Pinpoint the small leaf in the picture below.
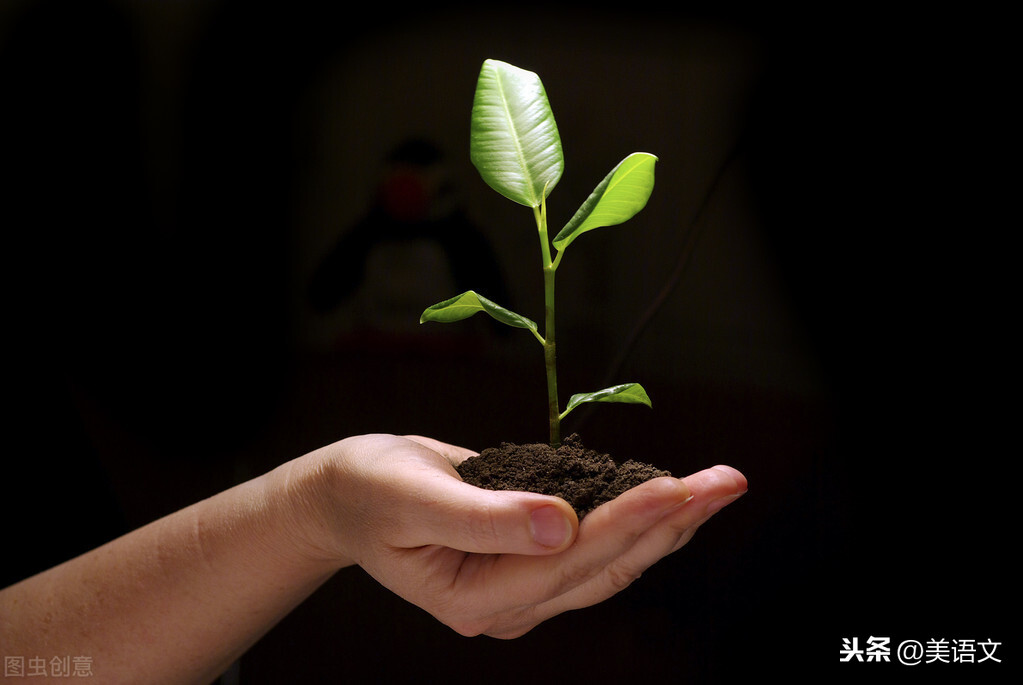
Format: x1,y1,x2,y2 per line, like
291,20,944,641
562,383,652,418
420,290,539,335
470,59,564,208
553,152,658,252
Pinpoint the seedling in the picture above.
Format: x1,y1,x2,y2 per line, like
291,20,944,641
421,59,657,447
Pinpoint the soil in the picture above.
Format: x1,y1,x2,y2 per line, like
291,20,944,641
456,433,672,518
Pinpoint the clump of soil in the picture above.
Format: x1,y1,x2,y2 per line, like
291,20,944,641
457,434,672,518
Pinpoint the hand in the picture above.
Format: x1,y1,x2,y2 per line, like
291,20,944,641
302,434,746,639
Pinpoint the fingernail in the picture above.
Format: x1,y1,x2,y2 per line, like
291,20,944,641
659,479,694,516
711,465,748,494
705,493,743,516
530,505,572,548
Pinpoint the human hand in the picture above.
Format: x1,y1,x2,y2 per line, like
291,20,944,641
299,434,746,638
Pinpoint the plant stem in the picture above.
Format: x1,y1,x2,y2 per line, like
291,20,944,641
534,202,561,448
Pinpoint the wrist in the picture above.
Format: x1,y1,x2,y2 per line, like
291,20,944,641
263,445,359,571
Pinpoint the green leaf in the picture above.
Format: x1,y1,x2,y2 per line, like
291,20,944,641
420,290,540,336
552,152,658,252
470,59,564,208
562,383,652,418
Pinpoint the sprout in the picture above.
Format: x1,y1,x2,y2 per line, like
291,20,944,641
421,59,657,447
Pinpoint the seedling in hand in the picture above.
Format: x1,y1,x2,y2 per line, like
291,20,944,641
421,59,657,447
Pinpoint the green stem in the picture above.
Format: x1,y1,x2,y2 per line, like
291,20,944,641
534,202,561,448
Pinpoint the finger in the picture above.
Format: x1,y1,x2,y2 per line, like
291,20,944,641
668,464,747,552
403,435,478,465
532,465,747,616
445,476,692,638
390,439,579,555
441,467,746,639
421,483,579,555
471,476,692,604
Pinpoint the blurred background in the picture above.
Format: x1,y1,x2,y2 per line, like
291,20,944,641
1,1,1009,682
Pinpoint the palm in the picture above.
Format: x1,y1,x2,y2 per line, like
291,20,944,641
333,435,745,639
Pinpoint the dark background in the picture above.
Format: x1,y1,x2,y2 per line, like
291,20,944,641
2,1,1011,683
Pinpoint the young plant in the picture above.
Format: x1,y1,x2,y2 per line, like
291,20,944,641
421,59,658,447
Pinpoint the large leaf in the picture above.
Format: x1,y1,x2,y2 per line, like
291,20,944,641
562,383,652,418
552,152,658,252
420,290,539,335
470,59,564,208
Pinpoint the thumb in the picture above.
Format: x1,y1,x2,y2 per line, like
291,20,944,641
413,479,579,555
400,435,578,554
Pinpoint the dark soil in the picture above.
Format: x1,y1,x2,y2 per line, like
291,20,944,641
456,434,672,518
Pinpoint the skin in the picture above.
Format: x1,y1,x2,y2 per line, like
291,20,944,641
0,434,747,684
